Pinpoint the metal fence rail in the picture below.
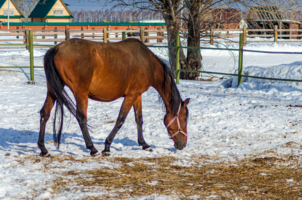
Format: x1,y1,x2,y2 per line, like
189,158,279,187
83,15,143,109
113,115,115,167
170,32,302,85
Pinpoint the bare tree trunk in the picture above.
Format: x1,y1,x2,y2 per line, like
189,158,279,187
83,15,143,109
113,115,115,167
163,13,186,74
184,0,202,80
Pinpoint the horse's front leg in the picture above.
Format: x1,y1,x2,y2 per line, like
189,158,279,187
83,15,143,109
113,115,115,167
38,91,56,157
133,95,152,151
75,94,98,156
102,95,138,156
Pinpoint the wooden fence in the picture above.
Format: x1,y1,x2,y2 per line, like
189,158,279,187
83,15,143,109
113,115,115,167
0,26,301,49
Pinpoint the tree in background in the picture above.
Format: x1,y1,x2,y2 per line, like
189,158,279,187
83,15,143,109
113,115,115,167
100,0,252,79
181,0,256,79
101,0,187,76
14,0,38,21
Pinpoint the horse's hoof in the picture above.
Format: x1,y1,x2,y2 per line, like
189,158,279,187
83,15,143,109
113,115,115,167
102,151,110,156
143,147,153,152
90,152,100,157
40,152,51,157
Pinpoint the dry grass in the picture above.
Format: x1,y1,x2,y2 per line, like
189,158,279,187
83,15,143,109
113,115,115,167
48,155,302,199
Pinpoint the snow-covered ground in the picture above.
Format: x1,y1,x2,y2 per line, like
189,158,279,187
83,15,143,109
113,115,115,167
1,38,302,199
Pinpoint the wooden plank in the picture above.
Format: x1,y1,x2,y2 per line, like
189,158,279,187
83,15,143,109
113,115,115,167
144,36,166,39
287,34,302,37
30,29,65,32
126,36,140,39
0,39,24,41
248,34,274,37
34,39,65,42
84,38,105,41
246,41,275,43
145,42,170,45
33,32,65,36
107,37,123,40
0,33,25,36
0,46,26,49
0,29,26,32
108,29,140,33
70,30,104,33
72,35,103,38
144,29,168,33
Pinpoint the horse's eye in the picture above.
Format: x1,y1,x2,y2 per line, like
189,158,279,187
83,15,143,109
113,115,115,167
183,118,187,123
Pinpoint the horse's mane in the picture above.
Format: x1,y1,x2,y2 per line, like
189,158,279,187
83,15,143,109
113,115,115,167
153,54,182,115
131,39,182,115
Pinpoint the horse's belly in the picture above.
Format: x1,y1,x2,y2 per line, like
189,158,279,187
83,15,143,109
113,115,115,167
88,83,128,102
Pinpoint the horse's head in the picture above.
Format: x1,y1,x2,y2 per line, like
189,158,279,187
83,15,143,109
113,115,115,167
164,98,190,150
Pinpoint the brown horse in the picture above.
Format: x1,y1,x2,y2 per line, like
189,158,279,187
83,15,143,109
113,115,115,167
38,38,190,157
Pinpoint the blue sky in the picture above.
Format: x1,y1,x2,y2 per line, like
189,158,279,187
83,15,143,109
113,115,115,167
64,0,109,11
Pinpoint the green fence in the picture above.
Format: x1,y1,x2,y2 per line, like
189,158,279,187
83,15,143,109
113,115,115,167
150,31,302,85
1,30,302,85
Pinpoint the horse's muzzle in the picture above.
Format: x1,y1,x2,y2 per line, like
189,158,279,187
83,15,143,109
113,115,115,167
174,141,186,150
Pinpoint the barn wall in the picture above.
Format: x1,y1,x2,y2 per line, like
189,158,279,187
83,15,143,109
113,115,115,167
0,18,21,22
0,0,22,16
46,18,71,23
47,0,70,17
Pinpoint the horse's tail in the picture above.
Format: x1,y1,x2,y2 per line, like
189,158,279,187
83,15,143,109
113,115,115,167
44,47,77,149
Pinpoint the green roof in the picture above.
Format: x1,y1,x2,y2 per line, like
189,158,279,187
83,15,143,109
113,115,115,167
28,0,73,18
0,0,25,17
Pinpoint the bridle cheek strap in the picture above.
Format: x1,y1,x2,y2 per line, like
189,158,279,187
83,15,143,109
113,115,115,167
166,104,187,139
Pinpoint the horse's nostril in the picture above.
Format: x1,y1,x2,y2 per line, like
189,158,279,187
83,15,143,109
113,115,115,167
175,141,185,150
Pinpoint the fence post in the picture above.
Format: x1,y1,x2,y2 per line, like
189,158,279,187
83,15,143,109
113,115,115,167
237,33,244,86
107,27,110,40
29,30,34,81
176,31,180,84
17,27,19,39
115,27,118,38
210,29,214,45
122,32,126,40
128,26,132,37
157,27,162,43
54,27,58,45
42,27,45,39
65,28,70,40
103,28,107,43
25,30,29,51
92,27,95,39
243,26,247,45
140,26,144,42
274,25,278,43
145,27,149,43
81,27,84,39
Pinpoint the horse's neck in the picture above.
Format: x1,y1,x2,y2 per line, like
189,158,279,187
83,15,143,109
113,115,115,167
152,70,173,113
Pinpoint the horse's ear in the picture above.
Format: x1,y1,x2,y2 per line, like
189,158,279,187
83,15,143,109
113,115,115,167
183,98,190,107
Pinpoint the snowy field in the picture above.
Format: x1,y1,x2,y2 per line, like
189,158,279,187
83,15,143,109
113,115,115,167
1,39,302,199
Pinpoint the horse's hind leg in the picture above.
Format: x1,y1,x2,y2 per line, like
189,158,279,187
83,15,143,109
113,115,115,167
75,96,98,156
102,95,137,156
38,91,56,157
133,95,152,151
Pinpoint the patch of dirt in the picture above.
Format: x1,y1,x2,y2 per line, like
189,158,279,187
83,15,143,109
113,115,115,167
31,155,302,199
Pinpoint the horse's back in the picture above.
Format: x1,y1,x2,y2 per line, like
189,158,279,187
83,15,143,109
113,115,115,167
54,39,156,102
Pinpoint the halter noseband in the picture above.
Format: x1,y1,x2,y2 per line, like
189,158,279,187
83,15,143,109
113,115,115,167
166,103,188,139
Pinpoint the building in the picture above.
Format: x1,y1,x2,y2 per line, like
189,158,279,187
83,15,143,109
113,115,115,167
200,8,245,29
211,8,243,29
246,6,301,30
29,0,73,23
0,0,24,23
